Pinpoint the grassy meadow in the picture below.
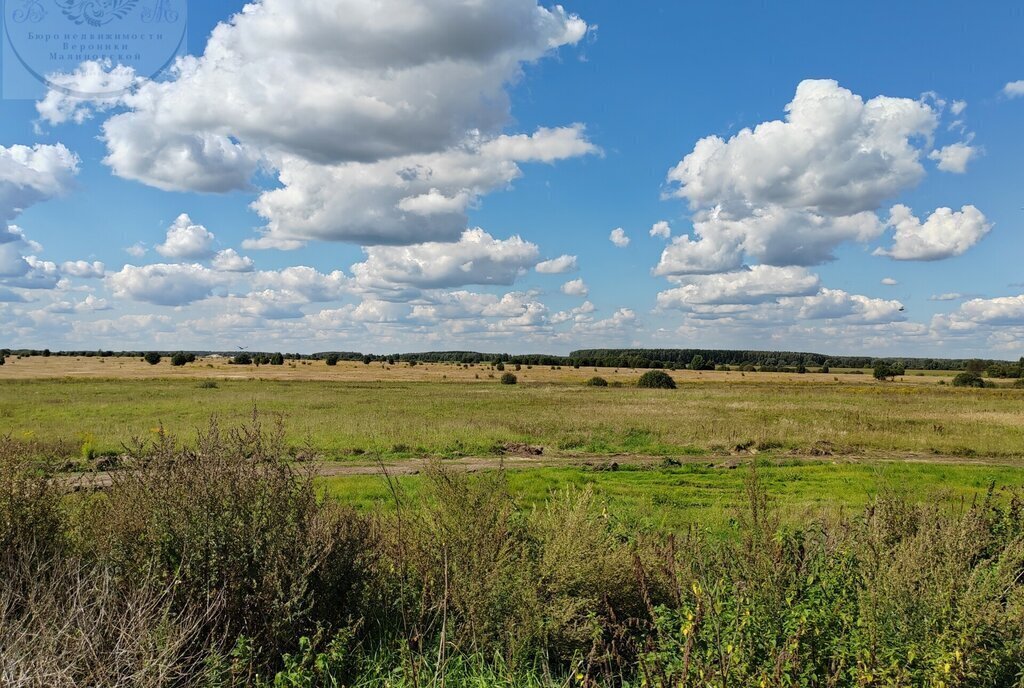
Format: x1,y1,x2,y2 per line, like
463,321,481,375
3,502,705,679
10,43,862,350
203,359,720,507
5,356,1024,685
2,357,1024,462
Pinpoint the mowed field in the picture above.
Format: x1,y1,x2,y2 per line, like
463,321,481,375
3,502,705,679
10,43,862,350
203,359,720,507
3,355,1024,529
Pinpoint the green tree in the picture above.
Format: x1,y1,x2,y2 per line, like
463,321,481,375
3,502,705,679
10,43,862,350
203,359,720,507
144,352,162,366
690,355,705,370
500,372,518,385
270,353,285,366
325,354,340,366
873,362,893,381
170,352,189,367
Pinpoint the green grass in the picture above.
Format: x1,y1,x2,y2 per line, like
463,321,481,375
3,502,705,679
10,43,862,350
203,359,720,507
3,377,1024,460
324,460,1024,534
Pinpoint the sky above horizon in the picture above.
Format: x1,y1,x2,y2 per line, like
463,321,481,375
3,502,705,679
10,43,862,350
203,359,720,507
1,0,1022,356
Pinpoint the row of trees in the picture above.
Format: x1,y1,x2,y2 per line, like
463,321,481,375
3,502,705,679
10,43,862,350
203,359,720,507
4,348,1023,375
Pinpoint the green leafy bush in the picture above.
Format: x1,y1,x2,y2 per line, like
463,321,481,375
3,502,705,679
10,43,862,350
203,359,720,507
638,370,676,389
585,376,609,387
953,372,987,388
325,354,340,366
500,372,517,385
143,352,161,365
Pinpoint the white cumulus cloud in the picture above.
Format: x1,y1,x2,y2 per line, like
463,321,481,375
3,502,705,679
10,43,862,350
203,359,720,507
661,80,940,273
1003,80,1024,98
929,142,978,173
875,205,991,261
155,214,217,260
352,228,539,290
561,278,588,297
535,254,578,274
609,227,630,248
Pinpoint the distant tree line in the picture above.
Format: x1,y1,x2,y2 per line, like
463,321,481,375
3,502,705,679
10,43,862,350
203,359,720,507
3,347,1022,377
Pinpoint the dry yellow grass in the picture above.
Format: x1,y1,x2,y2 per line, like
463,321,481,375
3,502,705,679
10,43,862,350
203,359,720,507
0,355,958,386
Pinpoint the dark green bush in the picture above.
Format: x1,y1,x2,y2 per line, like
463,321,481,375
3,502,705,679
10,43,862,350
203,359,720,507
500,372,517,385
326,354,340,366
585,376,609,387
953,372,987,388
143,352,161,365
170,352,189,367
638,370,676,389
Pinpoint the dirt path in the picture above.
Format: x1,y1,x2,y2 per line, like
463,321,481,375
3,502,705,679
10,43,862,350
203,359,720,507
57,450,1024,492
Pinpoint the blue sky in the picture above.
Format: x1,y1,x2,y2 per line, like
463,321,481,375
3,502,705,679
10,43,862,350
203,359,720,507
0,0,1022,356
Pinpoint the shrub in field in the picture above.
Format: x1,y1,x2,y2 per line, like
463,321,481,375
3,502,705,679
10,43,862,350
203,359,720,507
78,415,370,667
376,467,654,673
0,354,5,365
953,372,987,388
500,372,518,385
270,352,285,365
496,362,505,371
638,370,676,389
585,376,608,387
231,353,252,365
1015,378,1024,389
326,354,340,366
144,351,161,365
171,352,189,367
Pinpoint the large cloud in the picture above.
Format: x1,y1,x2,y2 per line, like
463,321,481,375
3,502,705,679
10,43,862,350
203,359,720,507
248,126,596,247
84,0,586,192
875,205,991,261
657,266,821,309
0,144,79,221
107,263,226,306
659,80,948,274
351,228,539,290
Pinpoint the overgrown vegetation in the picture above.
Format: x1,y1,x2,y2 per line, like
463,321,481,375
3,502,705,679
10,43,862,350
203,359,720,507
5,415,1024,686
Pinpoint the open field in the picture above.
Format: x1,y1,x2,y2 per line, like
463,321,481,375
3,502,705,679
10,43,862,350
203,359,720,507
0,353,968,384
2,357,1023,462
6,357,1024,685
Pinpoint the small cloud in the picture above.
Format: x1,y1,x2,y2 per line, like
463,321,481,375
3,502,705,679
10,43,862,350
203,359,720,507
950,100,967,116
649,221,671,239
881,277,898,286
561,278,589,297
609,227,630,248
928,141,979,174
125,242,147,258
536,254,578,274
1003,80,1024,98
929,292,963,302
